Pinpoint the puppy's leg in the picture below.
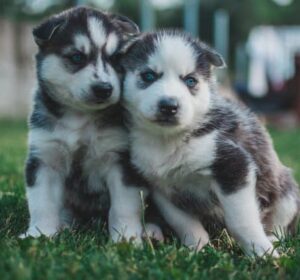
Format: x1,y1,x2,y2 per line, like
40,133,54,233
107,166,143,244
271,192,299,239
21,162,64,238
213,165,278,257
153,192,209,251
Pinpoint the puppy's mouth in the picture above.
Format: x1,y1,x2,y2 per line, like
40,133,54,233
88,98,109,104
85,95,114,106
153,115,179,126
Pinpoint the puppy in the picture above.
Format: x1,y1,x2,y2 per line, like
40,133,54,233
119,30,300,256
22,6,147,243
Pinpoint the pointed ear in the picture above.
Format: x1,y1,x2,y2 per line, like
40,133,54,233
196,41,226,68
117,34,141,55
205,48,226,68
109,14,140,37
33,16,65,47
110,34,142,73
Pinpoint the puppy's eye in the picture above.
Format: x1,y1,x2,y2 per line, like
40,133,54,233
69,52,86,64
141,71,157,83
183,76,198,88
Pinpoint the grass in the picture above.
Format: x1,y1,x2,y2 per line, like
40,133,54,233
0,119,300,280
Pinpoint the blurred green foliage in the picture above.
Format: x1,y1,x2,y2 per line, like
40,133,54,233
1,0,300,29
1,0,300,66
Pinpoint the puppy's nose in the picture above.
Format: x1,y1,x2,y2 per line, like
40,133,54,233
158,98,179,116
91,82,113,99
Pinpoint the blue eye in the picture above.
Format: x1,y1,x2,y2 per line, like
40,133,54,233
69,53,85,64
184,76,197,88
141,71,157,83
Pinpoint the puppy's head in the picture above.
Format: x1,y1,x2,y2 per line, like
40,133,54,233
34,6,139,111
120,30,225,134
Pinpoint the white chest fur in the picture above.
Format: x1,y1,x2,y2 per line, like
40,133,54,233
30,112,127,152
131,130,218,195
29,111,128,178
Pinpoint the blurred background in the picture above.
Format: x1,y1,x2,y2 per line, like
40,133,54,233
0,0,300,127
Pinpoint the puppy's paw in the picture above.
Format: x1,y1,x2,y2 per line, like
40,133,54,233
245,240,280,258
250,247,280,258
143,223,164,242
268,235,279,243
110,223,143,245
109,209,144,245
182,231,210,252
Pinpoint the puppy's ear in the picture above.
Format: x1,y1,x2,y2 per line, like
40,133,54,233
205,48,226,68
109,14,140,37
196,41,226,69
117,34,141,55
33,16,65,47
110,34,142,73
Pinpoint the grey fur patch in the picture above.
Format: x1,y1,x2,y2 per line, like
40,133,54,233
29,88,64,130
64,146,110,223
30,108,53,130
170,189,224,236
212,140,250,194
190,107,238,138
94,103,124,129
119,33,157,72
25,151,41,187
119,151,151,188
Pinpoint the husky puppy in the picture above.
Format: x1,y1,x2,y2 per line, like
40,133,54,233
22,6,147,243
120,30,300,256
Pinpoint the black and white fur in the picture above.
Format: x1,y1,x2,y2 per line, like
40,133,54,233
22,7,148,243
120,30,300,256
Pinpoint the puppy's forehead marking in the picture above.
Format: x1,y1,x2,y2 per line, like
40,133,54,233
73,34,91,54
88,17,107,48
105,32,119,56
149,36,197,74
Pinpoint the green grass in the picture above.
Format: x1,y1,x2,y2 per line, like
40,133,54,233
0,119,300,280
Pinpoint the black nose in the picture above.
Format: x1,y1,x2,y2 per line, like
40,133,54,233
158,98,179,116
91,82,113,100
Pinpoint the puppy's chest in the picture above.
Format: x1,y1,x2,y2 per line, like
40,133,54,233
54,114,126,156
133,132,217,192
31,113,128,175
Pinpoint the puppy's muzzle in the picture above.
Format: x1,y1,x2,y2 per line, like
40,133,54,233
155,97,179,125
158,98,179,116
91,82,113,102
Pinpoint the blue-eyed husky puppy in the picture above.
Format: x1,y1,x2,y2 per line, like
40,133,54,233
120,30,300,256
21,6,147,243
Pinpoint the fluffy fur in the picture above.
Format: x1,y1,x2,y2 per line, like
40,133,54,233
120,30,300,256
22,6,147,243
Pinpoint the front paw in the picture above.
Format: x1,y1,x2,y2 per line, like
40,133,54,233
109,208,144,245
110,226,143,245
182,231,210,252
245,240,279,258
143,223,164,242
19,225,58,239
109,218,143,245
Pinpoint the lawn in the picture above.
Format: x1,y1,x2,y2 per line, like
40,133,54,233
0,119,300,280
